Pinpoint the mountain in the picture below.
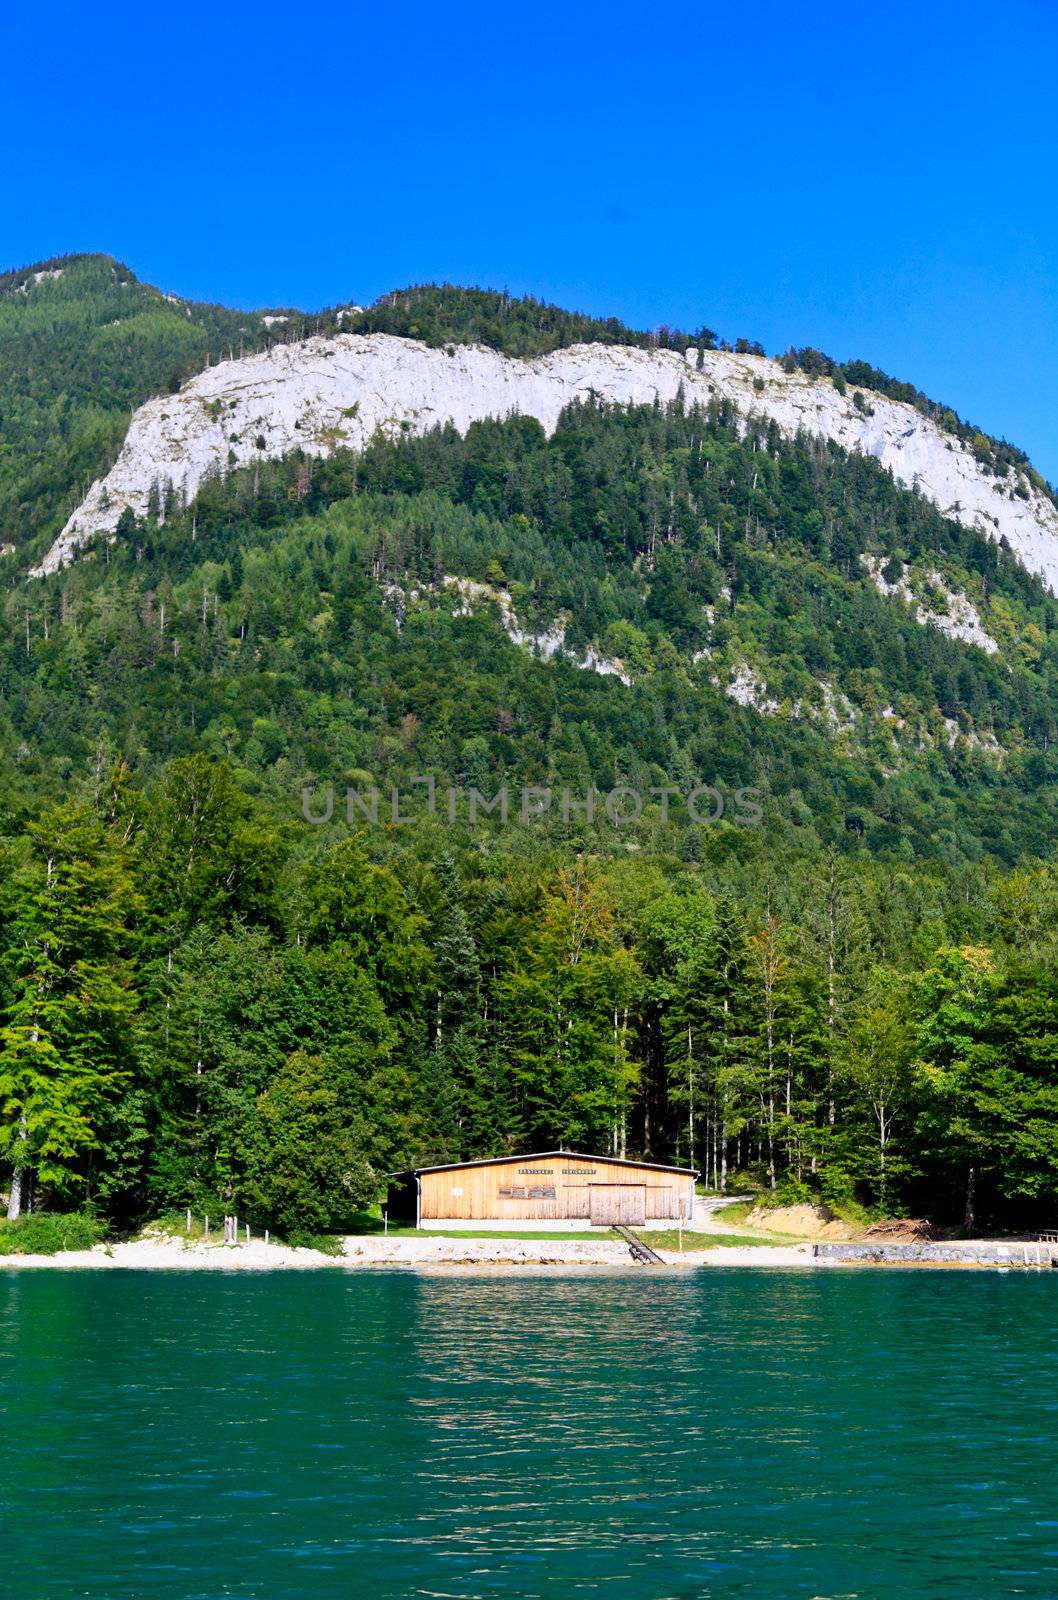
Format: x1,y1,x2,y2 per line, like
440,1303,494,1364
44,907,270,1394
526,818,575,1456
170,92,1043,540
5,254,1058,863
4,253,1058,1233
37,320,1058,592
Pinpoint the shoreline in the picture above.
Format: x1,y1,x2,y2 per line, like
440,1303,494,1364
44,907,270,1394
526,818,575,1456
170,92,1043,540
1,1234,1049,1272
0,1235,811,1271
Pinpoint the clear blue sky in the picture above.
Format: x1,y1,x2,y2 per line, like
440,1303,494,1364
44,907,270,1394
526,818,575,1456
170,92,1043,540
6,0,1057,480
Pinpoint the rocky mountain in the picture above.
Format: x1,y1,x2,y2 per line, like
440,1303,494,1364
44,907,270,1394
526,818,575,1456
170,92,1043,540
4,254,1058,864
38,329,1058,588
7,255,1058,1230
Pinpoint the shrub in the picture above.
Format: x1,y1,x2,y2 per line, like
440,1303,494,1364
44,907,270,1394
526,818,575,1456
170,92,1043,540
0,1212,104,1256
285,1230,344,1256
772,1173,816,1207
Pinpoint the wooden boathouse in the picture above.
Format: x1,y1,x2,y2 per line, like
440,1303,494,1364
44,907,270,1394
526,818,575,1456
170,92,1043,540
387,1151,698,1228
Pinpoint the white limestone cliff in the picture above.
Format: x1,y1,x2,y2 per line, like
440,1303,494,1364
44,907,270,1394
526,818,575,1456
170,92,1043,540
35,334,1058,592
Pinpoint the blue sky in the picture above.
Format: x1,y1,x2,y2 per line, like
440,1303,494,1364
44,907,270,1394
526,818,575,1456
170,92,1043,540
6,0,1057,480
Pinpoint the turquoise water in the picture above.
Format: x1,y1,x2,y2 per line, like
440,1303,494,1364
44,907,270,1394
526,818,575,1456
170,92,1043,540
3,1268,1058,1599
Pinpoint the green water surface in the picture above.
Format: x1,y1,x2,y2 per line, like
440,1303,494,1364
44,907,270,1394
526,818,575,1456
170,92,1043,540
3,1267,1057,1598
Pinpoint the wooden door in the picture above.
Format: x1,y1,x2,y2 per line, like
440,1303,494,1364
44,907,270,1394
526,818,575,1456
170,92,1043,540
589,1184,646,1226
645,1185,676,1220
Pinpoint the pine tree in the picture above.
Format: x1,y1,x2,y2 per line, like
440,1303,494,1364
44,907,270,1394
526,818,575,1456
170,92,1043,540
637,885,716,1171
430,854,515,1158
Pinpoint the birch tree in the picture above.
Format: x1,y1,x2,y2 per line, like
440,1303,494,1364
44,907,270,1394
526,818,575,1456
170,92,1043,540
840,980,913,1207
0,807,138,1216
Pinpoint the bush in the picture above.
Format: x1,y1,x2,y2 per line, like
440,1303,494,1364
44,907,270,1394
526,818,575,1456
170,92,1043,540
818,1168,874,1226
771,1173,816,1207
0,1212,104,1256
284,1230,344,1256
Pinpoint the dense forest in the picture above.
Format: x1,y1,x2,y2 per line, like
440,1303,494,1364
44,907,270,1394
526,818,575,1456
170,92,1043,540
3,258,1058,1238
4,769,1058,1236
8,395,1058,860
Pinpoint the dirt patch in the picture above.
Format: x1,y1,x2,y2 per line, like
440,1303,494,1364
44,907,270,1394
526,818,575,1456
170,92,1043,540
862,1218,936,1242
744,1203,854,1240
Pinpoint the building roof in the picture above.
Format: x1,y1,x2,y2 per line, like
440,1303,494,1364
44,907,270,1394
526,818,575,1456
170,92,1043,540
391,1150,699,1179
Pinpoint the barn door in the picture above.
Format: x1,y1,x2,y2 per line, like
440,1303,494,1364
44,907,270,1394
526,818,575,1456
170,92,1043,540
649,1186,676,1220
589,1185,646,1226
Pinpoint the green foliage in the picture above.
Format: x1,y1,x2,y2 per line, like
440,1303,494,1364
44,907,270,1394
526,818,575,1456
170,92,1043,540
3,262,1058,1234
499,862,640,1149
0,255,278,561
0,771,1056,1230
8,393,1058,863
785,344,1052,497
283,1229,345,1255
349,282,702,359
0,804,138,1199
247,1051,376,1234
332,286,1056,495
0,1210,103,1254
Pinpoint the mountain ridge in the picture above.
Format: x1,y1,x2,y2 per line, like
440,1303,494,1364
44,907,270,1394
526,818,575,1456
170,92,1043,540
5,253,1058,867
5,254,1054,563
36,328,1058,593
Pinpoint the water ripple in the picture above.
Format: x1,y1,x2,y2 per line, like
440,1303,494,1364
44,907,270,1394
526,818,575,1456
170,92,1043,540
2,1269,1057,1597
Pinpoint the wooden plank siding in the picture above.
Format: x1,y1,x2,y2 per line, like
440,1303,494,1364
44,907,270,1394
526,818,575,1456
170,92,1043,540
589,1185,647,1226
417,1153,695,1223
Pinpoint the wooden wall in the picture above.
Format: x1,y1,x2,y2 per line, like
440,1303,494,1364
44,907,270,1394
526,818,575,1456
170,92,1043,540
418,1154,695,1222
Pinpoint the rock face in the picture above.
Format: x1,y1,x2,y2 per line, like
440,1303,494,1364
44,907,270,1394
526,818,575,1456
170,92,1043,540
36,333,1058,590
861,556,1000,653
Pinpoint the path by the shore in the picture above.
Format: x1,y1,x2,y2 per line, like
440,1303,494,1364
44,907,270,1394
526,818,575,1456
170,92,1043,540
0,1234,814,1271
6,1232,1049,1271
2,1199,1048,1272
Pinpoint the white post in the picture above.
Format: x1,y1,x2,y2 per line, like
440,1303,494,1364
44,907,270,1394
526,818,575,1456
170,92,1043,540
264,1230,269,1247
186,1208,192,1234
245,1224,250,1245
383,1208,388,1237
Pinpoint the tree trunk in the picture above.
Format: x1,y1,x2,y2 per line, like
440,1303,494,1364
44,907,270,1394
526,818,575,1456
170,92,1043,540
965,1165,976,1231
686,1024,695,1174
6,1116,28,1220
6,1167,23,1222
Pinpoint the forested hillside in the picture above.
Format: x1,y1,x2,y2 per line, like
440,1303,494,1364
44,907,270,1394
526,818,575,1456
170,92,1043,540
3,257,1058,1236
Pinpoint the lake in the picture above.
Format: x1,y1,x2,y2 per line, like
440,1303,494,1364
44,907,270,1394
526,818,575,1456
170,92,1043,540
3,1267,1057,1598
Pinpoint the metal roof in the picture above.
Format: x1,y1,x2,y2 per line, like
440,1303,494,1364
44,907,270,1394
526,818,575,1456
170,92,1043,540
391,1150,699,1179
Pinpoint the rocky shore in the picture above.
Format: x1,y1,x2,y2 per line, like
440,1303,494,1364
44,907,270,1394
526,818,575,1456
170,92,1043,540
0,1233,813,1271
813,1239,1057,1268
1,1223,1043,1272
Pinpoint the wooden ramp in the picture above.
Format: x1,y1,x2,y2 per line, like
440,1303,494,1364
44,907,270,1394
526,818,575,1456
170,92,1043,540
612,1223,667,1265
